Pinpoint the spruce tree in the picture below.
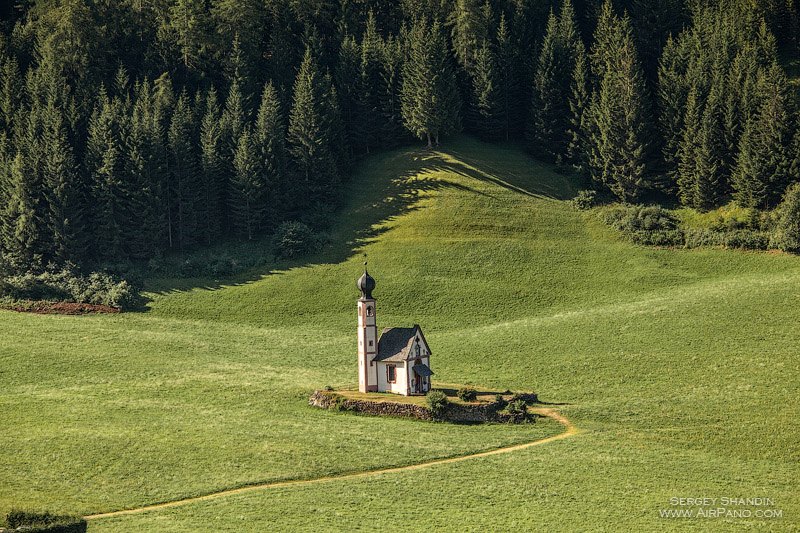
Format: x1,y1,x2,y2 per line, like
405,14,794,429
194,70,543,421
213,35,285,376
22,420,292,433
448,0,489,73
379,35,406,147
254,82,285,226
494,13,515,141
288,48,338,203
199,87,225,245
86,89,125,260
401,18,461,148
2,153,43,271
229,127,264,240
469,40,502,140
566,44,590,173
733,64,795,209
587,10,653,202
529,0,583,162
357,11,385,154
167,91,201,249
335,36,360,160
41,101,84,263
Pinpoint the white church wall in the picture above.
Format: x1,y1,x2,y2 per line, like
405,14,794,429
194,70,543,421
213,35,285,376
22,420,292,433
377,361,407,395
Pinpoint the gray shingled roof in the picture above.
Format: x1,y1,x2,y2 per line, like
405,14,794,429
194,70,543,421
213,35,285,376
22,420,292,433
374,325,425,362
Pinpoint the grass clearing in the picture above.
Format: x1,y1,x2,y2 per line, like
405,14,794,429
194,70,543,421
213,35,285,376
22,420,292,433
1,136,798,530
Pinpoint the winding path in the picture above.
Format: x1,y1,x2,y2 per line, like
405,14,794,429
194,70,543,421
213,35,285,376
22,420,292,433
85,408,579,521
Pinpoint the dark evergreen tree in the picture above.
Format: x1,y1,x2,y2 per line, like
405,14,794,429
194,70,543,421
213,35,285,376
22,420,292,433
229,127,264,240
494,13,515,141
379,35,406,146
529,0,583,162
401,18,461,147
86,89,125,260
733,65,796,209
199,87,225,245
586,8,653,202
41,100,84,263
288,49,339,203
254,82,286,226
469,41,502,140
167,91,201,249
357,11,385,154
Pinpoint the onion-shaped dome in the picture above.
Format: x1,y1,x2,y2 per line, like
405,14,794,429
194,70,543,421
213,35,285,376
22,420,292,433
357,269,376,299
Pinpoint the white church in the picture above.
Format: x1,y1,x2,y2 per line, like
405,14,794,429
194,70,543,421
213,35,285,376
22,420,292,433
356,265,433,396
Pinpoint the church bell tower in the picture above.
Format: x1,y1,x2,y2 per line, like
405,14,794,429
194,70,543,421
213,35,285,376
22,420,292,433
357,262,378,392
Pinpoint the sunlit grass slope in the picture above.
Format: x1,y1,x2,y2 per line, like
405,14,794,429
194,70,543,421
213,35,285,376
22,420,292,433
2,136,798,531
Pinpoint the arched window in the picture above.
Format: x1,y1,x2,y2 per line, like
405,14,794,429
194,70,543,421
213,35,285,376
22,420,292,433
415,343,421,357
366,306,373,317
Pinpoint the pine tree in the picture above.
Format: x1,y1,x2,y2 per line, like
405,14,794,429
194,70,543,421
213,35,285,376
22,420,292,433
529,0,583,162
288,48,339,204
494,13,515,141
733,64,795,209
2,153,44,271
167,91,201,249
401,18,461,147
254,82,285,226
379,35,406,146
198,87,225,245
677,86,703,207
469,40,502,140
41,100,84,263
0,54,22,135
335,36,360,161
448,0,489,73
123,78,166,259
357,11,385,154
86,89,125,260
566,44,590,173
586,10,653,202
229,127,264,240
168,0,210,73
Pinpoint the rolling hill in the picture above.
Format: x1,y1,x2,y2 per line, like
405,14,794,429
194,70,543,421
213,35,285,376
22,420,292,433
1,137,797,531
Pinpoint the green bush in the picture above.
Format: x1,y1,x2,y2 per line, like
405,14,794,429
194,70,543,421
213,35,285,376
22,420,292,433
456,387,477,402
0,268,139,309
771,183,800,253
6,510,86,533
571,189,597,210
273,221,318,259
505,399,529,423
602,205,685,246
426,390,448,419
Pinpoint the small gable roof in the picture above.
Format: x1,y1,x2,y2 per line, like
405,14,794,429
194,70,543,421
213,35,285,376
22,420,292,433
374,325,431,362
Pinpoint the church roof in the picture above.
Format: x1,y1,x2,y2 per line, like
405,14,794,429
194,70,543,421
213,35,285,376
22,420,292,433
374,325,430,362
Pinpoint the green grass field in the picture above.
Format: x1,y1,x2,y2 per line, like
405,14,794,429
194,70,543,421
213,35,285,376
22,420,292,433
1,136,798,531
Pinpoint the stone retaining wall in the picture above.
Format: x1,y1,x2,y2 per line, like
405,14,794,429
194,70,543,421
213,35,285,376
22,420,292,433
309,391,538,424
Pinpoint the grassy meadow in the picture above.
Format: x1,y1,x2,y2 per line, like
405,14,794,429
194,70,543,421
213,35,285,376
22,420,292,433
1,136,798,531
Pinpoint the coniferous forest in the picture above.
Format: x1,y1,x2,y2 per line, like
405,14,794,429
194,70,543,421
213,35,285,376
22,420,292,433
0,0,799,284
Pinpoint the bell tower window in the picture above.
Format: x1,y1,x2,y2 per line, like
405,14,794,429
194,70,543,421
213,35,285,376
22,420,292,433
366,306,373,317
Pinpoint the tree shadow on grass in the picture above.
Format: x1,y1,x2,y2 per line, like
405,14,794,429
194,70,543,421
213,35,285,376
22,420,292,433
139,138,573,306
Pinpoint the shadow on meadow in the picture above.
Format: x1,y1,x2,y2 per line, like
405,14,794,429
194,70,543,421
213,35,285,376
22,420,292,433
139,137,573,306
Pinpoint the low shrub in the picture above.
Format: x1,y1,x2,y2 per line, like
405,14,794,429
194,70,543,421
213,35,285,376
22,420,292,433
493,394,507,409
426,390,448,419
683,228,769,251
771,182,800,253
571,189,597,210
273,221,318,260
456,387,477,402
0,268,139,309
603,204,680,232
6,510,86,533
505,399,529,423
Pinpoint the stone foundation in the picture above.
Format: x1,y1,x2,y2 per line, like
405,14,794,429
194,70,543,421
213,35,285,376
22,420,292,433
309,391,538,424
